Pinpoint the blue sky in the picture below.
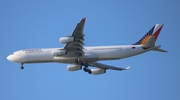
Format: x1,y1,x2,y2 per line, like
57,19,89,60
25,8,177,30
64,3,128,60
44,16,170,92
1,0,180,100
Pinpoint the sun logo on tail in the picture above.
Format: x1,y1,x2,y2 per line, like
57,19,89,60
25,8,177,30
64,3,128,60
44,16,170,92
140,33,152,45
133,26,154,45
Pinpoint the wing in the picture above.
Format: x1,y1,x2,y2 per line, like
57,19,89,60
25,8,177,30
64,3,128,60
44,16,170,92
89,62,130,71
63,18,86,57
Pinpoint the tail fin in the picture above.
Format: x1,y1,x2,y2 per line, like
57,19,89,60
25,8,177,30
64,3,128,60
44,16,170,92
133,24,163,48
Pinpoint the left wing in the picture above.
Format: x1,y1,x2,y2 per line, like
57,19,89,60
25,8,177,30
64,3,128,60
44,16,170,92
89,62,130,71
63,18,86,57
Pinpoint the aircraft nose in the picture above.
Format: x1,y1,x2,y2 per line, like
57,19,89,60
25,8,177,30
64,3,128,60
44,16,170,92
7,55,18,62
7,52,24,63
7,55,13,61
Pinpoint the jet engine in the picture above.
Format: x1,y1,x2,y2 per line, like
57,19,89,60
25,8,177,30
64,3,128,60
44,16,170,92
59,37,74,44
91,68,106,75
67,65,82,71
52,50,67,56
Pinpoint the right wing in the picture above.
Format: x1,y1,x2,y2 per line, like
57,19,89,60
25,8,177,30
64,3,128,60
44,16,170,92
88,62,130,71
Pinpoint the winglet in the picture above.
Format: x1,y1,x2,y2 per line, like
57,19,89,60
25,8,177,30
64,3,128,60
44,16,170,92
124,66,131,70
81,18,86,22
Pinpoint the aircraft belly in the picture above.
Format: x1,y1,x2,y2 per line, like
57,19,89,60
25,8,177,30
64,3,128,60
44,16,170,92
94,50,121,60
53,57,76,63
82,52,99,61
53,52,99,63
118,48,146,59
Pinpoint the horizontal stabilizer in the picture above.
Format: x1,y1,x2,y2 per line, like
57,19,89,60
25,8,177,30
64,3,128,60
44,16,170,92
152,48,168,52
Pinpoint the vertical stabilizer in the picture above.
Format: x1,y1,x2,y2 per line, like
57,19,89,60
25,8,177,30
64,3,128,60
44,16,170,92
133,24,163,48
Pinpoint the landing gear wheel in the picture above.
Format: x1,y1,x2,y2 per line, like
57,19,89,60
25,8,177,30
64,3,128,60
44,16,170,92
83,67,92,74
83,68,88,72
20,66,24,69
20,63,24,69
87,70,92,74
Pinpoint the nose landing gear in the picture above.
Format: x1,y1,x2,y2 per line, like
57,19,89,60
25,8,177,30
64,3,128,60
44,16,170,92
20,63,24,69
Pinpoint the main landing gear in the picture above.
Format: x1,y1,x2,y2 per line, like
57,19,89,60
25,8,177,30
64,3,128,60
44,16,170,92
83,67,92,74
20,63,24,69
75,58,92,74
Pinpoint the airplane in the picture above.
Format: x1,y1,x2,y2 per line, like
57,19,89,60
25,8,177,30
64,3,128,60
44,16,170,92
7,18,167,75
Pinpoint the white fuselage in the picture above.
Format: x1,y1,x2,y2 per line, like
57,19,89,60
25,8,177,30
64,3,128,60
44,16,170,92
7,45,159,64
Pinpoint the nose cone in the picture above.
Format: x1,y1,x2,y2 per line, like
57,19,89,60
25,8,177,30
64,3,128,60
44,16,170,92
7,51,24,63
7,54,22,63
7,55,15,62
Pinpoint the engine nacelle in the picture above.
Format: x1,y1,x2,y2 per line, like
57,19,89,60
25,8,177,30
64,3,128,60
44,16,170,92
67,65,82,71
52,50,67,56
91,68,106,75
59,37,74,44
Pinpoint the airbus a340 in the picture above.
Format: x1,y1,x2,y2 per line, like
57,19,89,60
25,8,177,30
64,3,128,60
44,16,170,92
7,18,167,75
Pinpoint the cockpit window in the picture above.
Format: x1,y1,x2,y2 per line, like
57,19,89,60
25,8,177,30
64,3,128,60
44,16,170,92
10,53,14,55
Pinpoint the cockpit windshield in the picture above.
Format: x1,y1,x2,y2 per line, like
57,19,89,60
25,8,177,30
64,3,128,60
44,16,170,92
10,53,14,55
